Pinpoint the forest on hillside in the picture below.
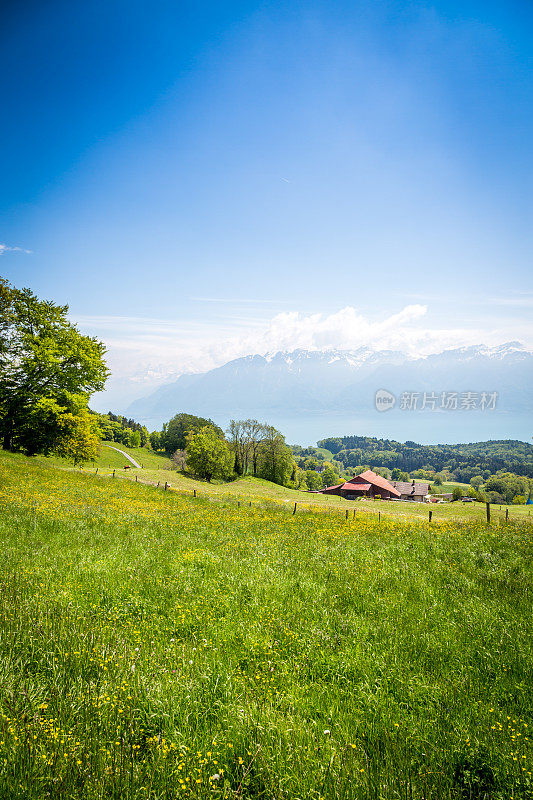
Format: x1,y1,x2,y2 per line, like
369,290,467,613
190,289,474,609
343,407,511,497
317,436,533,480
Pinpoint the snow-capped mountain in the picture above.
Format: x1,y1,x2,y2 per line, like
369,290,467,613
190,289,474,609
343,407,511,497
126,342,533,432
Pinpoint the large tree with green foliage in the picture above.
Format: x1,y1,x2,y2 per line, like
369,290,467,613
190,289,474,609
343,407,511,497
0,278,108,455
160,412,222,455
185,426,234,482
227,419,268,476
257,426,295,486
305,470,322,491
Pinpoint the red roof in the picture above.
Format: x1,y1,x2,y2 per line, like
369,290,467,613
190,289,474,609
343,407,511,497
341,481,371,491
356,469,401,497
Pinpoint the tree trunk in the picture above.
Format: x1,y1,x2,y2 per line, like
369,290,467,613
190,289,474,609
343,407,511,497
2,413,14,451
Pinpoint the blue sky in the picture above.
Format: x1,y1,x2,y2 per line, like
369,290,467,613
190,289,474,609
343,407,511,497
1,0,532,408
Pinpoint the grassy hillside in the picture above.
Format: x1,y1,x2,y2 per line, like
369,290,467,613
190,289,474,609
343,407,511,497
42,443,171,471
0,450,532,799
70,464,533,523
315,446,335,460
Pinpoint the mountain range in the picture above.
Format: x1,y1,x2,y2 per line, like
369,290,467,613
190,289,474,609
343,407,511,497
127,342,533,441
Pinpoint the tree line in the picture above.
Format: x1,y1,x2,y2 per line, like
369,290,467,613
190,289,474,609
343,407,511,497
317,435,533,481
97,412,151,448
2,276,531,500
150,413,296,486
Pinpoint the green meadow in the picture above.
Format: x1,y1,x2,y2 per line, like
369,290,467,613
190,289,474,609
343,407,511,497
61,452,531,524
0,449,532,799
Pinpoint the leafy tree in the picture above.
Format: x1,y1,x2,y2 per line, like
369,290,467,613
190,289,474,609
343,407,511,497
293,466,307,489
513,495,526,505
410,468,434,480
317,437,343,454
321,466,341,488
227,419,249,474
150,431,162,451
487,490,504,505
160,413,222,455
452,486,464,501
0,278,108,454
470,475,484,490
257,426,294,485
227,419,271,476
485,473,530,504
185,426,233,482
305,470,322,491
54,405,100,466
246,420,268,476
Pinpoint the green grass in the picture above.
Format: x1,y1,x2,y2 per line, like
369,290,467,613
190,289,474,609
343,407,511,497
69,465,533,523
315,447,335,460
0,449,532,799
41,443,171,471
437,482,472,493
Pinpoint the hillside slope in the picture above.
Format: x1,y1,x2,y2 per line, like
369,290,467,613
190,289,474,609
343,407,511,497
0,449,531,800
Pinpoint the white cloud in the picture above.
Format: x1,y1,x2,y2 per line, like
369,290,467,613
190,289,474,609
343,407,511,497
0,243,33,255
76,303,533,410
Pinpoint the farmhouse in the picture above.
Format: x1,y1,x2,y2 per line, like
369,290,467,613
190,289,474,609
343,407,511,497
321,469,401,500
389,480,430,502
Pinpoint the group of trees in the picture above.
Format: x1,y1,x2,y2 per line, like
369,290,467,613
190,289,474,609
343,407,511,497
0,277,108,464
317,435,533,482
3,277,531,496
482,473,531,505
155,413,224,455
152,414,296,486
97,412,150,448
227,419,293,482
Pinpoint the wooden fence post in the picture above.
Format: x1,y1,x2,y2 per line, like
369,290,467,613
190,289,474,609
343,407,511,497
135,475,138,482
378,512,381,523
293,503,297,515
164,482,168,490
429,510,432,522
95,468,98,474
345,510,348,520
486,502,491,523
505,507,509,522
193,489,196,498
113,469,115,478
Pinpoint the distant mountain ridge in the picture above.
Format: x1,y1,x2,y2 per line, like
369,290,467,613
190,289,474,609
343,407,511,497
127,342,533,430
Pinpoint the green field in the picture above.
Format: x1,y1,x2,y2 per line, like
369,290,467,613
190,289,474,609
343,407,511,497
43,443,171,472
42,446,531,523
438,482,472,493
314,446,335,460
68,463,532,524
0,449,532,799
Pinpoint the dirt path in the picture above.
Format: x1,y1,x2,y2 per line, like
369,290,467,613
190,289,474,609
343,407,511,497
104,445,142,468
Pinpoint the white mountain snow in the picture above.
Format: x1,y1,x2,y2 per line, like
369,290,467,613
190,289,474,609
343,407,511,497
126,342,532,435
